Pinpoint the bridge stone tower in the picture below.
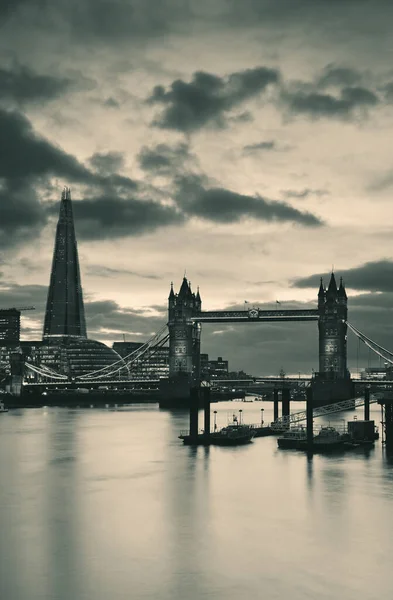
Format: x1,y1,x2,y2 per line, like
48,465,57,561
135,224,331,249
318,273,349,380
168,277,202,385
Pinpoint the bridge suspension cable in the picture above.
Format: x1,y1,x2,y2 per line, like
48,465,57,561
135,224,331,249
22,324,169,383
25,362,68,380
346,321,393,366
76,324,169,381
77,333,170,381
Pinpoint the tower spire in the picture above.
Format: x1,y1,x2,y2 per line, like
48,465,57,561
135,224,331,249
326,271,338,300
43,187,87,339
338,276,347,301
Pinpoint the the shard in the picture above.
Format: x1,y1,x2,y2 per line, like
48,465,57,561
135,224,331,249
43,187,87,339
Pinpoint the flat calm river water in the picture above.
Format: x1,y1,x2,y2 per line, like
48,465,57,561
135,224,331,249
1,400,393,600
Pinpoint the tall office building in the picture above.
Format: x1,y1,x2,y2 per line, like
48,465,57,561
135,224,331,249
40,187,126,379
43,186,87,339
0,309,21,345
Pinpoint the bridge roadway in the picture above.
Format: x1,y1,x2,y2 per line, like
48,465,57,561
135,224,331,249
24,377,393,389
192,308,319,323
24,379,160,389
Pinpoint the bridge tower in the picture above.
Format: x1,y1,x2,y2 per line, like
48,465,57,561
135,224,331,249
314,273,353,403
318,273,349,379
168,278,202,385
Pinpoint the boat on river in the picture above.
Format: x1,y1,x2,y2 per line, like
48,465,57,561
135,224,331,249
179,415,255,446
210,421,255,446
278,426,347,452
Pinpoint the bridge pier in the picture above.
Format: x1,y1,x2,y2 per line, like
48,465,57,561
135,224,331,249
384,402,393,455
273,389,279,421
378,392,393,455
282,388,290,420
306,387,314,453
203,387,211,441
364,387,370,421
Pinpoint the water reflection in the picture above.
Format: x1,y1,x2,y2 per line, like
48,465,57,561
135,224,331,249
2,403,393,600
164,441,212,600
306,454,314,488
45,410,82,600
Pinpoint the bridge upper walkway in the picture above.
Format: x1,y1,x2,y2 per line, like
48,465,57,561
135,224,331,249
193,308,319,323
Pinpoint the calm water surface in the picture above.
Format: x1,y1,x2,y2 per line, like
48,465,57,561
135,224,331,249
1,401,392,600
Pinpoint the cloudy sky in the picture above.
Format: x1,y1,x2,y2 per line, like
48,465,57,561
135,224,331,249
1,0,393,376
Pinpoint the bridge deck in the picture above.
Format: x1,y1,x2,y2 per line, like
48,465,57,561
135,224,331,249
193,309,319,323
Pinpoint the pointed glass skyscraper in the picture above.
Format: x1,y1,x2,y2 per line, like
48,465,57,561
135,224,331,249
43,187,87,339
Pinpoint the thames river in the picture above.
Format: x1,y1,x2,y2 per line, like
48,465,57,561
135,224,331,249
1,400,392,600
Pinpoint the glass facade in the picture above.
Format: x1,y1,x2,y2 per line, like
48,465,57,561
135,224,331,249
43,187,87,339
0,310,20,345
37,338,129,380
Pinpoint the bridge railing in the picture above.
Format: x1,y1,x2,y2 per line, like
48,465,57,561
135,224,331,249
270,395,379,430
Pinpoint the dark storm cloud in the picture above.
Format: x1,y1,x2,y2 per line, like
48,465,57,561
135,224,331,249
148,67,280,131
292,260,393,293
175,176,323,227
0,108,93,182
0,108,178,248
88,151,125,175
50,195,184,240
0,64,71,104
316,65,363,89
0,0,172,38
0,281,48,309
243,141,277,153
282,188,329,199
0,180,47,249
138,143,191,173
4,0,393,47
0,109,137,189
85,299,166,341
221,0,393,31
86,265,161,280
282,86,379,119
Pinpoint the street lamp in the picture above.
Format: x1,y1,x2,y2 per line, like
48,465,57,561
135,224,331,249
214,410,217,431
261,408,264,426
239,409,243,425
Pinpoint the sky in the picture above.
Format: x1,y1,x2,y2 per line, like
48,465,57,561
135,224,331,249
1,0,393,376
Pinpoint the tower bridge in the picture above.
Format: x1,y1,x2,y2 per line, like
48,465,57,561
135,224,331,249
164,273,351,406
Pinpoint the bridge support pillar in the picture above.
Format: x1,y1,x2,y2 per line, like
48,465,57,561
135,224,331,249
384,402,393,455
273,389,279,421
282,388,290,419
189,387,199,441
203,387,211,441
364,387,370,421
306,387,314,452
